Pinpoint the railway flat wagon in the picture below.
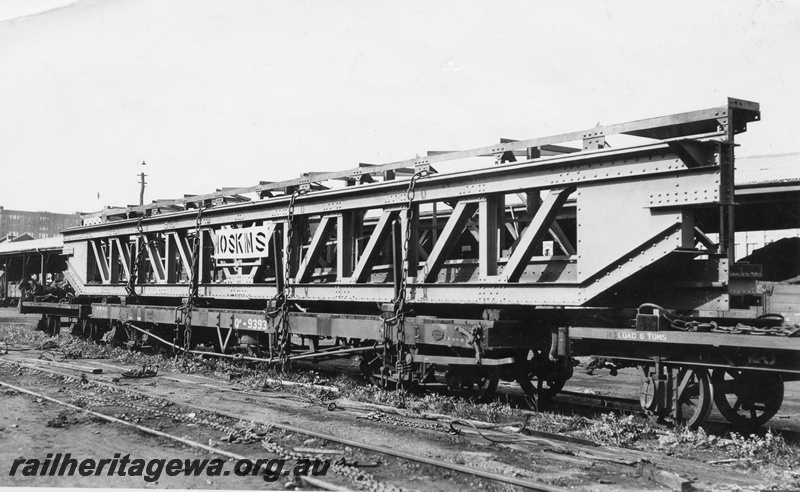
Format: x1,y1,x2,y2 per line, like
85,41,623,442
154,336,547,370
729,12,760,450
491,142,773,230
21,98,800,428
0,236,66,305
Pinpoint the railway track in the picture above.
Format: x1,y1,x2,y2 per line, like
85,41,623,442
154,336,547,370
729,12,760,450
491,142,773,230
5,329,799,436
5,326,799,438
0,349,788,491
0,379,348,491
0,357,573,491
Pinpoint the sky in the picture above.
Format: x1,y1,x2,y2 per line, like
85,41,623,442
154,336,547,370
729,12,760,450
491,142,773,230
0,0,798,214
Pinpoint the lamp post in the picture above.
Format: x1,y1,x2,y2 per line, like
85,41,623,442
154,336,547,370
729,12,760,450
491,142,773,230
137,160,147,206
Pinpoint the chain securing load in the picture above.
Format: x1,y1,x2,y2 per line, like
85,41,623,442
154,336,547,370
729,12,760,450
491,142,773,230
378,168,429,388
261,189,307,369
176,207,205,358
639,303,800,337
126,216,164,300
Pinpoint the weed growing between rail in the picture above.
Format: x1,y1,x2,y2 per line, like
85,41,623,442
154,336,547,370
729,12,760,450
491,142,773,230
577,413,656,447
647,424,800,489
0,323,53,348
727,429,799,470
0,323,130,361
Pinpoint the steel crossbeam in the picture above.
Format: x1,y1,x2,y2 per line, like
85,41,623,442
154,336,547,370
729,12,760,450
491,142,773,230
85,98,758,220
68,144,724,238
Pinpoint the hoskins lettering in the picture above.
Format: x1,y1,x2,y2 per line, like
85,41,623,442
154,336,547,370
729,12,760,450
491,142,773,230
213,225,272,260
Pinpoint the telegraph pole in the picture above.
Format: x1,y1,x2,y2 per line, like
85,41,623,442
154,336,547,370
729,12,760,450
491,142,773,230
138,161,147,206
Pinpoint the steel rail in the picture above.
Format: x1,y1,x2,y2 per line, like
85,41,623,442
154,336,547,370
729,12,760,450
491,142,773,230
0,379,347,491
557,389,641,408
20,357,776,489
141,397,573,491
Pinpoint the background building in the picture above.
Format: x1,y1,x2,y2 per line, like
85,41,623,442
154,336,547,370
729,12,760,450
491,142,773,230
0,207,81,240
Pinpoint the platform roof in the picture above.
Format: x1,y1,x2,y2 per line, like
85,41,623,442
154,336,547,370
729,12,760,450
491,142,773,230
0,236,64,256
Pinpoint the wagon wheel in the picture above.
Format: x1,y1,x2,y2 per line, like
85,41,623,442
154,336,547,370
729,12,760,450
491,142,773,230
711,369,784,427
360,350,392,388
445,366,500,403
515,362,571,411
674,367,713,428
639,366,713,428
70,319,88,337
475,368,500,403
359,348,414,391
70,319,104,340
47,316,62,336
38,315,61,336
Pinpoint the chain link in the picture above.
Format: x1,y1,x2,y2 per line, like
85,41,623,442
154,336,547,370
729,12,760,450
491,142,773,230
379,169,429,388
396,168,429,313
278,190,305,368
379,318,391,388
260,189,306,365
262,438,395,491
126,216,168,300
642,303,800,337
364,411,456,434
180,207,205,357
125,217,146,299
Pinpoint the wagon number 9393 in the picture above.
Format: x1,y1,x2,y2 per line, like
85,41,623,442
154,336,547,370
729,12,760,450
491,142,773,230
234,317,269,331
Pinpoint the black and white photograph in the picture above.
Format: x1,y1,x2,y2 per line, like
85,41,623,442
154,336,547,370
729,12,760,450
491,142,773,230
0,1,798,490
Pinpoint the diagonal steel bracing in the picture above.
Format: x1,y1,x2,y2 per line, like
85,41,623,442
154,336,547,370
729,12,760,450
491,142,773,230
349,210,399,283
502,186,576,282
422,201,478,282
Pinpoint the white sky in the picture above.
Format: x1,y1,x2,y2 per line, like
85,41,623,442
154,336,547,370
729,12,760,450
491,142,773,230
0,0,798,214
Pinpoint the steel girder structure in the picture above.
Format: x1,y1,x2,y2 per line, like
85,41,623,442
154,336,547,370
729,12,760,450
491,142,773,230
32,98,799,425
63,98,759,314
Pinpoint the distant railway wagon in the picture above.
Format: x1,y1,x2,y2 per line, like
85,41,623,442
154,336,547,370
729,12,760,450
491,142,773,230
0,236,66,305
17,98,800,428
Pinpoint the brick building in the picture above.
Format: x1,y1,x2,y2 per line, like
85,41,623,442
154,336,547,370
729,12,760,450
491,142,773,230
0,207,82,240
